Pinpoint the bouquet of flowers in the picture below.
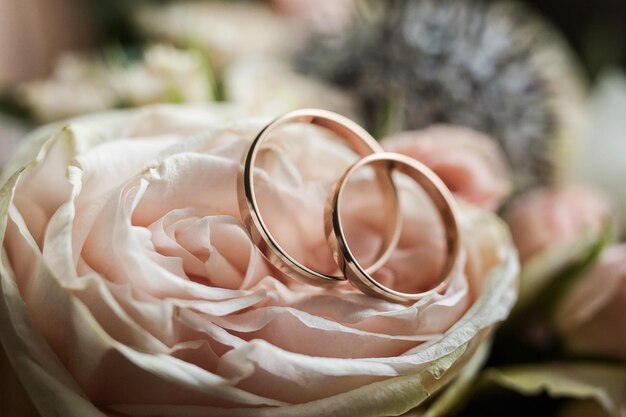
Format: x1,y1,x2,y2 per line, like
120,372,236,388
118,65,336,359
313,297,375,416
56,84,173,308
1,1,624,416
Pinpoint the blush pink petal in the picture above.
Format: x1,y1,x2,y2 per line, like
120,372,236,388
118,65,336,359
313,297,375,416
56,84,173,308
382,125,512,211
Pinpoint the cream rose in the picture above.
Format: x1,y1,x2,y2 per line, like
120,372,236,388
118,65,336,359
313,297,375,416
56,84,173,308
18,45,213,123
555,244,626,361
134,1,301,72
0,105,518,416
223,58,359,122
382,125,512,211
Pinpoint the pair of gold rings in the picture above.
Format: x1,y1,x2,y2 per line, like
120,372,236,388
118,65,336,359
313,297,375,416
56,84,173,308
237,109,461,303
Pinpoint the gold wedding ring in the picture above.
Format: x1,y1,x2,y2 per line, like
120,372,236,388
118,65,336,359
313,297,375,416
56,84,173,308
238,109,401,287
325,153,461,303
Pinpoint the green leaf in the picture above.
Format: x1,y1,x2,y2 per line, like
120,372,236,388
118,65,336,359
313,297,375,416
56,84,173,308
373,90,406,139
482,363,626,416
183,40,222,102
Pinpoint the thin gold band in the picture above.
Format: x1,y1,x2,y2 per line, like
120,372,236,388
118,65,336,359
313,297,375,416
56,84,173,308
237,109,401,286
325,152,461,302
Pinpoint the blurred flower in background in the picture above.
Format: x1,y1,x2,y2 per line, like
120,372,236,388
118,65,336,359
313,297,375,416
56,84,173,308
505,184,611,264
224,57,359,120
493,183,612,322
302,0,587,191
17,52,117,122
555,244,626,361
7,0,361,129
271,0,356,35
568,71,626,238
133,1,302,72
18,45,214,122
382,126,512,211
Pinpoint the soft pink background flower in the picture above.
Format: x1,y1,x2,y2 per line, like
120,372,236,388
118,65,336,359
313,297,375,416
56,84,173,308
556,244,626,361
382,125,512,211
504,184,610,263
0,106,518,416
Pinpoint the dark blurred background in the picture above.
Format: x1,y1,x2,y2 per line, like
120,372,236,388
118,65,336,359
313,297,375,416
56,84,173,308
0,0,624,88
525,0,625,78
